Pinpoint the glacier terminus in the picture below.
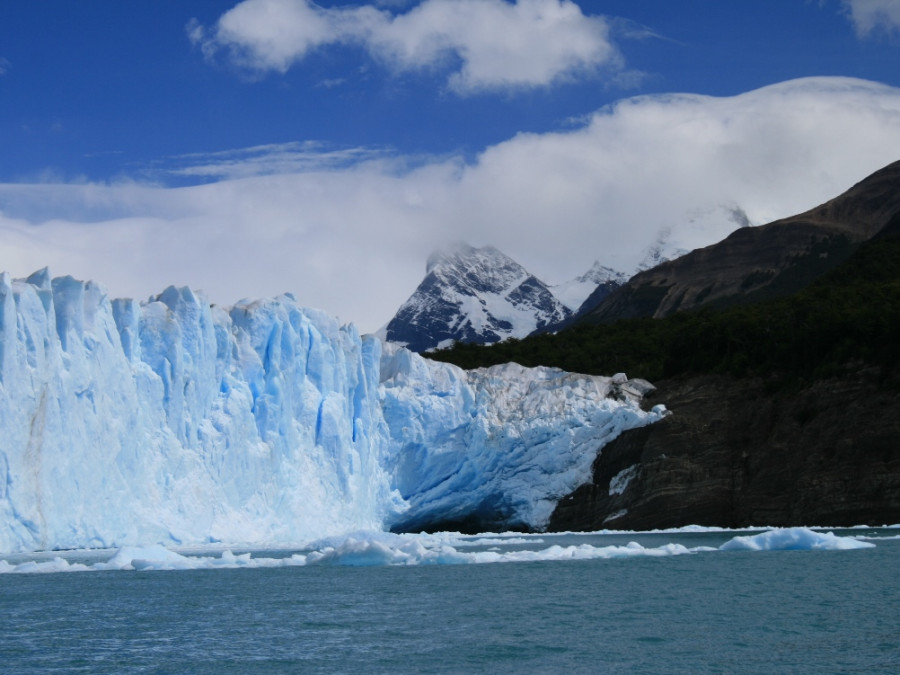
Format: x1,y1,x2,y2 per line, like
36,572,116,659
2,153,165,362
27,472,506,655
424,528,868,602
0,269,667,554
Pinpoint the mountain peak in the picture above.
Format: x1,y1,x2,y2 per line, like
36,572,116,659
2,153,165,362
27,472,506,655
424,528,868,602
426,242,475,273
386,243,571,352
550,261,628,314
635,228,689,273
424,242,530,297
576,261,629,286
426,242,503,273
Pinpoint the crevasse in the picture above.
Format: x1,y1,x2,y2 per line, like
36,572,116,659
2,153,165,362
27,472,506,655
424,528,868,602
0,270,667,554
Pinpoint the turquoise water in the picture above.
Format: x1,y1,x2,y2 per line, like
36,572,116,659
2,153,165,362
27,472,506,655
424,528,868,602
1,530,898,673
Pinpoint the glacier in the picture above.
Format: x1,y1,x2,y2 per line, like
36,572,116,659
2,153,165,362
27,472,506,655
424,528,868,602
0,269,667,554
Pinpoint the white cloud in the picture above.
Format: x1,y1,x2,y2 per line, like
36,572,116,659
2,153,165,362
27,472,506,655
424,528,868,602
2,77,900,331
843,0,900,37
156,142,390,181
366,0,618,93
192,0,380,73
191,0,620,93
439,78,900,279
0,57,10,76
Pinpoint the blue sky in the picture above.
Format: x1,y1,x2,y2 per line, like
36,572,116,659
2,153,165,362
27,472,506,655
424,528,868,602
2,0,900,330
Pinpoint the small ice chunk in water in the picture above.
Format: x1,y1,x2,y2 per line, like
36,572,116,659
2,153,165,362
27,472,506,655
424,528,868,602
719,527,875,551
101,544,195,570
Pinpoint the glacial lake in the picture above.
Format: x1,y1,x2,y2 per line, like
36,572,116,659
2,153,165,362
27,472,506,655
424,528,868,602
1,528,898,673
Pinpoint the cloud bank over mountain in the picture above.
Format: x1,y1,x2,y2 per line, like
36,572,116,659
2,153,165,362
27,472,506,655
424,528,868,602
3,77,900,331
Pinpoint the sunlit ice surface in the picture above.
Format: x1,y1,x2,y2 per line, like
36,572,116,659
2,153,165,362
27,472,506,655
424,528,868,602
2,526,894,574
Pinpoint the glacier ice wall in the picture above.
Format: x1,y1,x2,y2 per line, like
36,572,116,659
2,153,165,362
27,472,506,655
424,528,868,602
0,270,666,554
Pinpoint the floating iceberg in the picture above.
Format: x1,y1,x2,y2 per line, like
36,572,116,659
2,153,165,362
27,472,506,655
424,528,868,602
0,270,666,554
719,527,875,551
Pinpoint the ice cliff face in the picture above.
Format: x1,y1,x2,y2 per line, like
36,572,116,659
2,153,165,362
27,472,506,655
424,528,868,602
0,270,666,554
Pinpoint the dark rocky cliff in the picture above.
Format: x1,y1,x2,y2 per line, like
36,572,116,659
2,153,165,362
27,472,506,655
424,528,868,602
548,371,900,530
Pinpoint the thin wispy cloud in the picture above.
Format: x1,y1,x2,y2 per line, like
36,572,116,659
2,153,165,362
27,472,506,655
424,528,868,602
156,142,392,181
190,0,622,94
843,0,900,37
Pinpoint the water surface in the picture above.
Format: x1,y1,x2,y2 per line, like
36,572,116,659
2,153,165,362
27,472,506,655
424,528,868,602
1,529,897,673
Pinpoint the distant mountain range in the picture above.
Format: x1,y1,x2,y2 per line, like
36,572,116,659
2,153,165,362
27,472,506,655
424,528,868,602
383,240,678,352
388,158,900,353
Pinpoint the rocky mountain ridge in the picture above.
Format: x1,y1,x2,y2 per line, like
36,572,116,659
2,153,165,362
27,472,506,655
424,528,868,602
584,159,900,323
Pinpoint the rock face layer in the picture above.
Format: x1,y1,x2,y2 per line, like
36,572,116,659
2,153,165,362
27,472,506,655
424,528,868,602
549,373,900,530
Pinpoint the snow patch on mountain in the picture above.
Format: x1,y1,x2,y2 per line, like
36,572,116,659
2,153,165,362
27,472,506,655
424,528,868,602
552,261,629,311
635,227,690,273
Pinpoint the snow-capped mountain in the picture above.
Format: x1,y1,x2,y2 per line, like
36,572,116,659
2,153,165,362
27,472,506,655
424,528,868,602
384,243,573,352
0,269,666,554
563,235,689,322
382,238,697,351
552,261,629,313
635,229,690,274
